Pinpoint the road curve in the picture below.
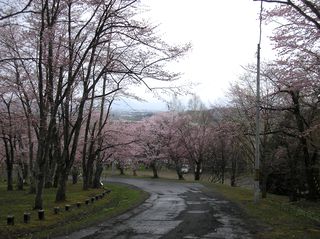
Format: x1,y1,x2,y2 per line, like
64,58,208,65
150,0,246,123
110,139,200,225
54,177,255,239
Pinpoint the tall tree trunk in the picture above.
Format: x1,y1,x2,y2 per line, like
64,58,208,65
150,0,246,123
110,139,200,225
45,149,56,188
261,170,268,199
27,119,36,193
133,169,137,176
71,166,79,184
221,167,225,184
220,141,225,184
81,89,95,190
34,168,45,209
230,156,237,187
17,157,26,190
150,162,158,178
29,141,36,193
82,157,93,190
6,165,13,191
119,166,125,175
82,173,90,190
55,169,68,202
260,152,267,198
175,164,184,180
92,162,103,188
53,162,61,188
287,145,299,202
34,116,52,209
194,162,201,181
88,161,94,187
305,167,319,201
82,154,95,189
3,136,13,191
17,167,24,190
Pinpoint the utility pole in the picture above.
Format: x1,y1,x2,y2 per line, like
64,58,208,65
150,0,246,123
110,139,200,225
254,0,263,203
254,43,261,203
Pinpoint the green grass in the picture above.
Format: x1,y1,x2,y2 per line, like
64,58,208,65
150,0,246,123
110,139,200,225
0,182,148,239
202,182,320,239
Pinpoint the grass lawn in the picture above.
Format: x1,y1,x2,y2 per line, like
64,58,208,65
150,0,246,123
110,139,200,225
0,181,148,239
202,182,320,239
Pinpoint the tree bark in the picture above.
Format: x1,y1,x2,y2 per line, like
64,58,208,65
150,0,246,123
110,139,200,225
133,169,137,176
175,165,184,180
71,166,79,185
28,141,36,193
53,162,61,188
6,164,13,191
55,170,68,202
82,169,90,191
45,150,55,188
261,170,268,199
150,162,158,178
17,168,24,190
119,166,125,175
17,158,26,190
34,170,45,209
230,156,237,187
92,162,103,188
194,162,201,181
3,135,14,191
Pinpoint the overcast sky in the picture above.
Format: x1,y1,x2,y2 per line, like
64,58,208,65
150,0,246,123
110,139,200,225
114,0,275,111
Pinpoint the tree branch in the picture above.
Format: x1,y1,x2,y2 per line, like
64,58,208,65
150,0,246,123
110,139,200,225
254,0,320,30
0,0,34,21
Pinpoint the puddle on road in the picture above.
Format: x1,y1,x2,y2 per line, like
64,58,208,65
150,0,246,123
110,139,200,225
186,210,210,214
186,201,202,205
128,220,183,235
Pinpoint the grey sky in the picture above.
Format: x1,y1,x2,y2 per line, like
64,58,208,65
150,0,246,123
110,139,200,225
114,0,275,111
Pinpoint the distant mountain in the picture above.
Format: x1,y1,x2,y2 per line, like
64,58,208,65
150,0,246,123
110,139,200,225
111,98,168,112
110,110,156,121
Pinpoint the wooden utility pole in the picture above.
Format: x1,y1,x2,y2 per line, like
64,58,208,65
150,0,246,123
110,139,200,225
254,0,263,203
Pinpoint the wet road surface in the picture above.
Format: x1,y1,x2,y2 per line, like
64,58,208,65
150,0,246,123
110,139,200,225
54,178,255,239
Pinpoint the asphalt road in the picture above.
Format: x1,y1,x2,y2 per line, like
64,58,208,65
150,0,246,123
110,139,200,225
54,178,256,239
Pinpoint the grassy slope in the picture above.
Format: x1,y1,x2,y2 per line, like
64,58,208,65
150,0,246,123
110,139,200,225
0,182,148,239
202,182,320,239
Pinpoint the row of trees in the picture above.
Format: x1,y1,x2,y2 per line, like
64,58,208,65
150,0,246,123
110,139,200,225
109,77,319,200
109,100,248,186
0,0,189,209
111,0,320,201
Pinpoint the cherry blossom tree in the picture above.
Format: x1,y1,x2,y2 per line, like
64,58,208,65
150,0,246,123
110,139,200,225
158,112,188,180
0,0,190,208
228,59,319,200
0,90,30,191
133,115,169,178
260,0,320,200
257,0,320,31
228,66,289,197
177,109,214,181
262,63,319,200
